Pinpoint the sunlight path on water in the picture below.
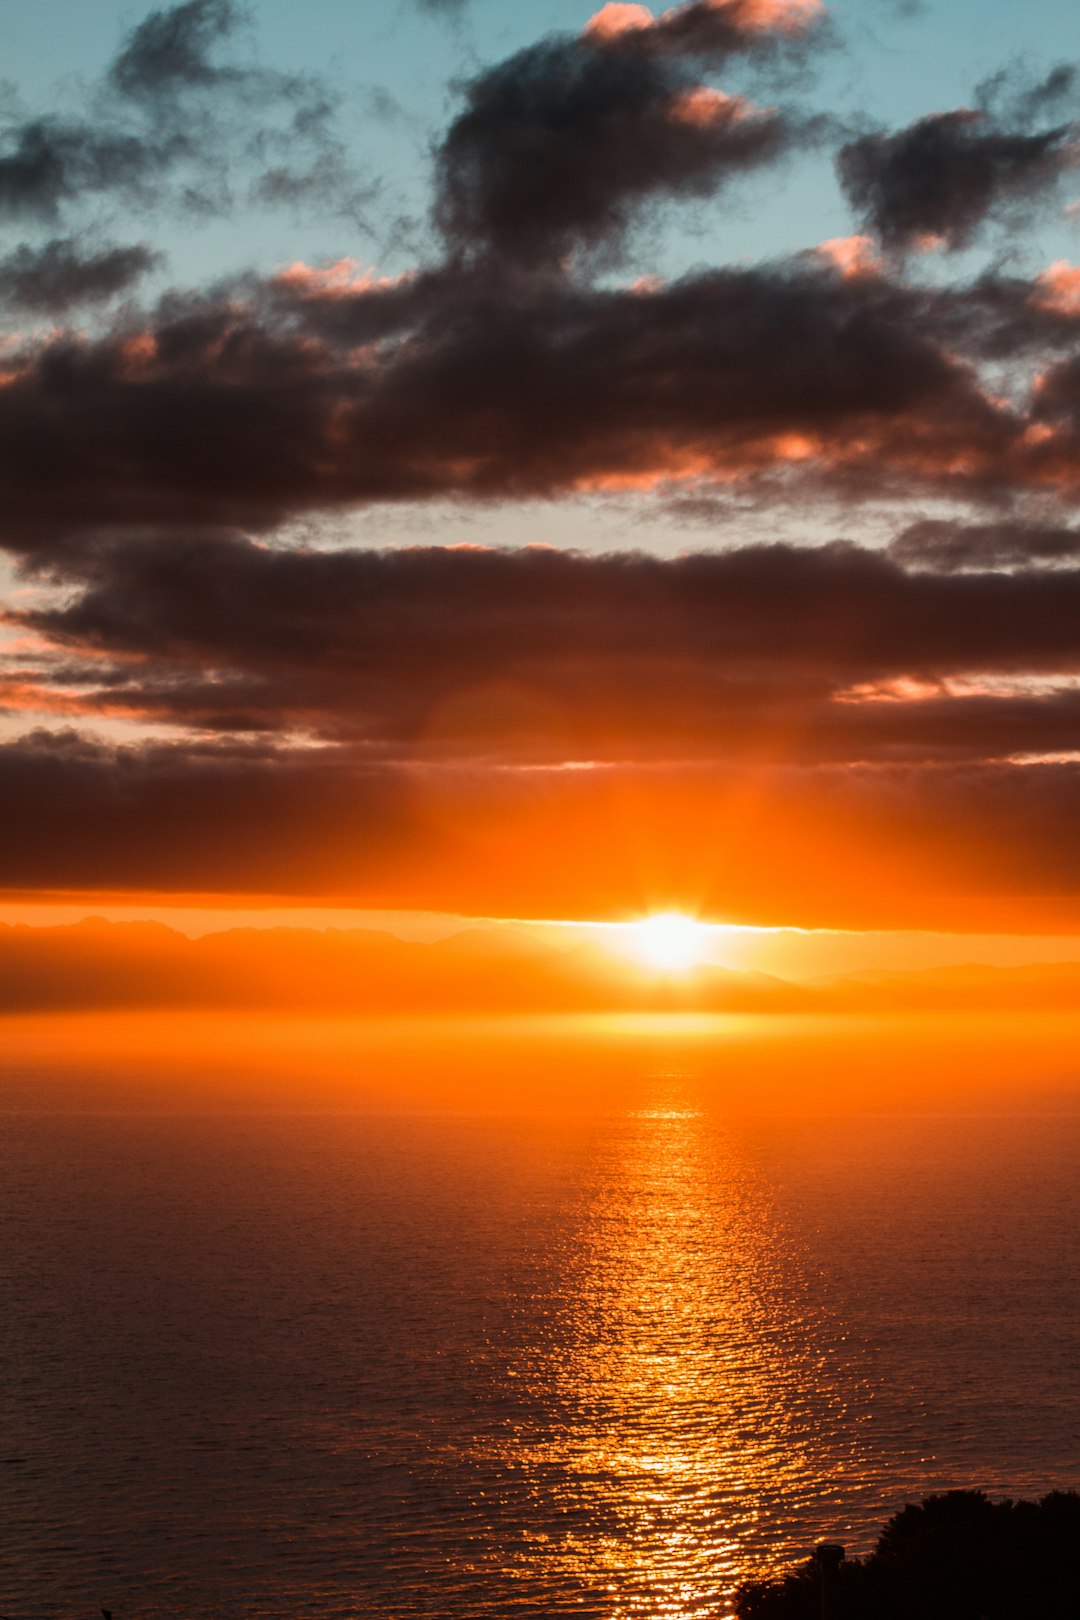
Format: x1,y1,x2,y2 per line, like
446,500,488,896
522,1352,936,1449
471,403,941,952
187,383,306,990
488,1089,858,1617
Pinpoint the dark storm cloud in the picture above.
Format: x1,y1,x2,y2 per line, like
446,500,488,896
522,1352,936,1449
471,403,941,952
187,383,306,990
917,268,1080,362
889,519,1080,571
24,535,1080,678
0,11,1072,541
0,238,161,314
1028,349,1080,428
0,730,407,895
837,99,1079,253
435,43,796,268
10,538,1080,768
0,731,1078,926
5,5,1080,931
0,260,1034,548
434,3,825,267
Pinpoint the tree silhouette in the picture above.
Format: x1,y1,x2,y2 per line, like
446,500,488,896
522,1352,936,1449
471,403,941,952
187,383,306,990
735,1490,1080,1620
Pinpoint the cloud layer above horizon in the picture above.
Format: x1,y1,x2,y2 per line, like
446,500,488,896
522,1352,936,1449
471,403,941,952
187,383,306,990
3,0,1080,926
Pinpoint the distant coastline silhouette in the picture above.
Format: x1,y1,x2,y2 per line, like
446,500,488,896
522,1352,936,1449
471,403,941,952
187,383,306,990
735,1490,1080,1620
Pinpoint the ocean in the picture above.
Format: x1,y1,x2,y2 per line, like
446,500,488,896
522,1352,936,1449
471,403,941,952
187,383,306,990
2,1012,1079,1617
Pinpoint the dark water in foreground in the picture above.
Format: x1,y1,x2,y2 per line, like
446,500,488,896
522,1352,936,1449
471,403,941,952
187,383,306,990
2,1016,1079,1618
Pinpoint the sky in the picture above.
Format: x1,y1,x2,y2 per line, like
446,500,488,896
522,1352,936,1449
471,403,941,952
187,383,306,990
3,0,1080,939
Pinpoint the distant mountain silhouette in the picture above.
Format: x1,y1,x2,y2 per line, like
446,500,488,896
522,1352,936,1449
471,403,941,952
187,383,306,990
1,918,1078,1015
736,1490,1080,1620
814,960,1080,1010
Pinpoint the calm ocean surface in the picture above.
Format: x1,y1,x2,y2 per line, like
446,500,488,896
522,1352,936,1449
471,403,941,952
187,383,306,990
2,1016,1079,1618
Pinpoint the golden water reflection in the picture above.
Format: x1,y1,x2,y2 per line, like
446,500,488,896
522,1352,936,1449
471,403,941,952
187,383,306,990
500,1095,850,1617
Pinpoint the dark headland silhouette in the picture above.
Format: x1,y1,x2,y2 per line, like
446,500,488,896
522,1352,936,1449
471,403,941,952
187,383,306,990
735,1490,1080,1620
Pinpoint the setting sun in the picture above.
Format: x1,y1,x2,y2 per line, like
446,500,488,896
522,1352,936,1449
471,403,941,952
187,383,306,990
629,912,710,973
4,0,1080,1617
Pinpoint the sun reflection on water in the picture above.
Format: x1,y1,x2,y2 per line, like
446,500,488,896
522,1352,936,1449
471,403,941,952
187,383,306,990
498,1094,835,1617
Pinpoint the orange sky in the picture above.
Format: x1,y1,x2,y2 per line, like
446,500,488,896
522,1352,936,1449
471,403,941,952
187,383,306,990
4,0,1080,977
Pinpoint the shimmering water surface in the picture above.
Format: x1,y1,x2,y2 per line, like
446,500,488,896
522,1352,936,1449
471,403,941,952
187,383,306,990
2,1017,1079,1618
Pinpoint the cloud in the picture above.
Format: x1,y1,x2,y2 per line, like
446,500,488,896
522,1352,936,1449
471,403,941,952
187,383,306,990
0,0,371,229
10,537,1080,775
977,60,1080,127
433,22,812,268
0,730,1078,927
584,0,825,62
814,233,883,279
0,237,161,314
0,257,1042,547
3,6,1080,930
922,266,1080,362
108,0,244,100
1033,260,1080,315
2,19,1072,540
889,518,1080,571
1028,347,1080,431
838,99,1080,253
0,118,181,224
105,0,328,136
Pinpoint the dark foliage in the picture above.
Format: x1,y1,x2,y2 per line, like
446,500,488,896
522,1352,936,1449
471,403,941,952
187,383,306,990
735,1490,1080,1620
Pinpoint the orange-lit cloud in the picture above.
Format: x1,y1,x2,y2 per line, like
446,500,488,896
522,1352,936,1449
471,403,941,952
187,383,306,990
585,3,656,40
272,259,412,301
815,235,883,279
585,0,824,45
0,730,1079,930
9,261,1076,549
4,0,1080,945
4,534,1079,931
1034,260,1080,314
669,86,757,127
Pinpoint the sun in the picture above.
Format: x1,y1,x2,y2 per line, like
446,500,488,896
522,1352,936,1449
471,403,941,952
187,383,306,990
628,911,709,973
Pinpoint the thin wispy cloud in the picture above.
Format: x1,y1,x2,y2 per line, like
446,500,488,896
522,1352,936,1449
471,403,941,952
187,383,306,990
0,0,375,239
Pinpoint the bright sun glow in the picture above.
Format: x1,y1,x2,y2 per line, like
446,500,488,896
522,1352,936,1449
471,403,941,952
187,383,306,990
629,911,709,972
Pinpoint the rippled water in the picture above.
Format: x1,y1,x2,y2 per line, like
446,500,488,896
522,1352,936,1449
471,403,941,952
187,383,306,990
2,1023,1079,1618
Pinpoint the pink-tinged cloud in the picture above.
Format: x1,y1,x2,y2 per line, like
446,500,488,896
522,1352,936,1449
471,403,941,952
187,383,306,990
434,9,805,268
669,86,756,127
9,260,1080,546
714,0,823,33
273,259,410,301
816,235,884,279
585,0,823,43
584,2,655,40
1034,260,1080,315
